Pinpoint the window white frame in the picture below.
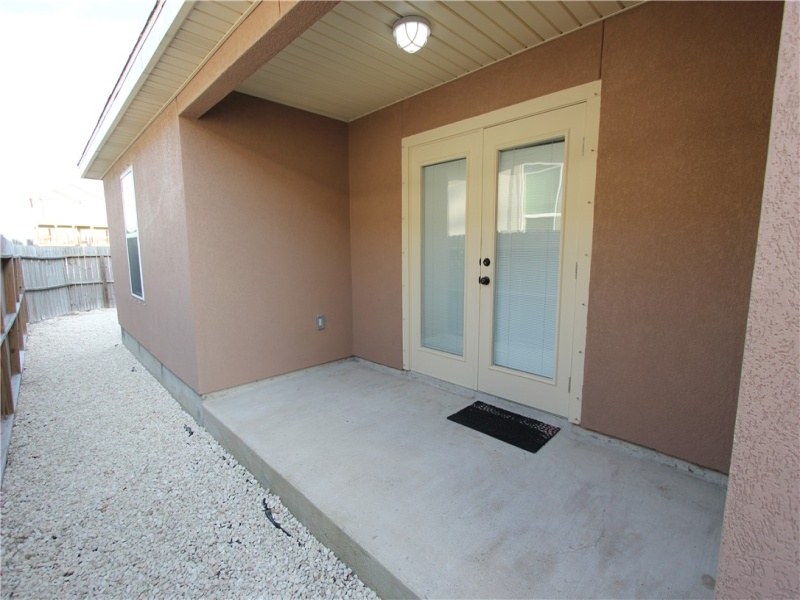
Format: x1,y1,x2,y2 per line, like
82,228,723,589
120,167,145,300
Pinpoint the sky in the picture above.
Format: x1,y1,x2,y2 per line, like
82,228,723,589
0,0,157,241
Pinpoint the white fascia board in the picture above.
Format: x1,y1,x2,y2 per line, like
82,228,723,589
79,0,196,179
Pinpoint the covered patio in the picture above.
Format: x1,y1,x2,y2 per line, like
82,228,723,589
77,1,797,596
201,358,726,598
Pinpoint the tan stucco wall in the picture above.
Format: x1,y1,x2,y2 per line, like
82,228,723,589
348,1,782,472
349,105,404,368
179,93,352,394
581,1,782,472
103,102,200,390
716,2,800,596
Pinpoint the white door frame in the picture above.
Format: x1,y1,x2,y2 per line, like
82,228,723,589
401,81,601,424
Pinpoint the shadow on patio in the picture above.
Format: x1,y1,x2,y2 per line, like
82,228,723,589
201,359,726,599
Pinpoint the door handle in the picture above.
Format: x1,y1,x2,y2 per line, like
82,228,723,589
479,276,491,286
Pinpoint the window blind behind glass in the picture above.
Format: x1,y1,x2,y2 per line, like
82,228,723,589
421,158,467,356
493,139,565,378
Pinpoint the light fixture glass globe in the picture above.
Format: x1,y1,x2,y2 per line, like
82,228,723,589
392,16,430,54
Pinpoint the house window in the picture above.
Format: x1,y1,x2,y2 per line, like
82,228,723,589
120,168,144,300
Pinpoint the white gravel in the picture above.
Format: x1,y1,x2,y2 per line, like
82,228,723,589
1,309,379,600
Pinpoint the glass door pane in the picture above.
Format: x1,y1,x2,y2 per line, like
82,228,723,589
493,138,565,378
421,158,467,356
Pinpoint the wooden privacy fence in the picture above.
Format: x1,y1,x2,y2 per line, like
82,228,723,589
2,236,30,483
1,237,28,421
20,244,115,323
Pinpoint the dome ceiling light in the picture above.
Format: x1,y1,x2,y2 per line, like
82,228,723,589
392,16,431,54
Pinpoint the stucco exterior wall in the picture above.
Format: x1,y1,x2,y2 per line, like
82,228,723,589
580,1,782,472
102,102,200,391
179,93,352,394
716,2,799,596
349,105,404,368
348,1,782,472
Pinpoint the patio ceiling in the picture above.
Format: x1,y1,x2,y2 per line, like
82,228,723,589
80,0,641,180
237,0,641,122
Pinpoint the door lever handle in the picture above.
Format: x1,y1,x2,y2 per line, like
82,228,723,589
479,276,491,286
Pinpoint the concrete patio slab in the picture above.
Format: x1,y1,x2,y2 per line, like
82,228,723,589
204,359,727,599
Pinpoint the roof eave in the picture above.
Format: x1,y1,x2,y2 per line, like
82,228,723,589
79,0,195,180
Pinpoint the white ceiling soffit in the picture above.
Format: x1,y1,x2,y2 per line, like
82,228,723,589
236,0,641,123
80,0,258,180
81,0,641,180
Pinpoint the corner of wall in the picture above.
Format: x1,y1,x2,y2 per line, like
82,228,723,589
176,94,354,393
102,100,202,394
174,107,206,394
715,2,800,596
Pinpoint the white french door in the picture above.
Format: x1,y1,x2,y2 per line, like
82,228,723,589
407,97,595,420
408,131,483,389
477,105,585,416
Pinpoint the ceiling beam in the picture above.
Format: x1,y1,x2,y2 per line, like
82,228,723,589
177,0,339,119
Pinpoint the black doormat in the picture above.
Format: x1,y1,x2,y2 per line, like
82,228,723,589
447,401,560,454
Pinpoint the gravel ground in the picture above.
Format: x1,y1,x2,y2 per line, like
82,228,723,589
1,309,379,599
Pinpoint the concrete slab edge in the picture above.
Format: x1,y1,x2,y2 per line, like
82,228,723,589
121,333,417,599
121,328,205,427
202,407,417,600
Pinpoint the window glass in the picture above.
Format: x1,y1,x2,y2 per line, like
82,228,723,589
493,138,565,378
120,168,144,300
421,158,467,356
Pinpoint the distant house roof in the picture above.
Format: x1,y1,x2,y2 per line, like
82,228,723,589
80,0,640,181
